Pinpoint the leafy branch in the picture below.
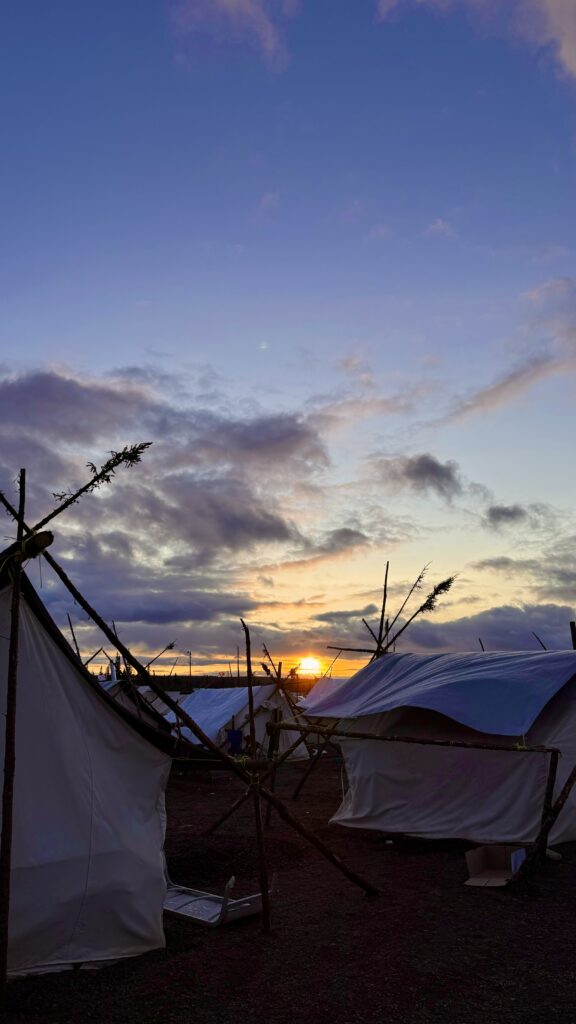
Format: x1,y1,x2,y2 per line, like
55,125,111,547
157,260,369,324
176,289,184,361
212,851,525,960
32,442,152,532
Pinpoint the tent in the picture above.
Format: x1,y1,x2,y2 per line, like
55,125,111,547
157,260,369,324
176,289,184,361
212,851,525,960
302,651,576,845
0,566,174,976
165,685,308,759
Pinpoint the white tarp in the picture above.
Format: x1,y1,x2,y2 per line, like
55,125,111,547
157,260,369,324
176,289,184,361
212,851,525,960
303,651,576,845
302,651,576,735
0,585,172,975
166,685,307,758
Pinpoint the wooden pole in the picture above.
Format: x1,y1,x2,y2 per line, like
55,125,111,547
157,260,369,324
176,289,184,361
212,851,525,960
0,469,26,1002
532,749,560,863
376,561,389,653
66,612,82,661
532,631,547,651
570,622,576,651
522,752,574,876
265,708,281,827
241,619,271,931
269,720,559,756
205,728,307,836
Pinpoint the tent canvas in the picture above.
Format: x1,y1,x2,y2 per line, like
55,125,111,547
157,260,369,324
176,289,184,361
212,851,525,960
165,685,308,759
0,574,173,976
302,651,576,845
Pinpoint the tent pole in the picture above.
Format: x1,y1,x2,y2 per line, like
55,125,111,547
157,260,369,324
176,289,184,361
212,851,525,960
242,620,271,932
265,709,281,827
205,729,307,836
0,470,26,1004
532,749,560,865
292,722,340,801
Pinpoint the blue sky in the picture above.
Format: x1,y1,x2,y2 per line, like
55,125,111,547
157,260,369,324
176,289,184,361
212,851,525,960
1,1,575,672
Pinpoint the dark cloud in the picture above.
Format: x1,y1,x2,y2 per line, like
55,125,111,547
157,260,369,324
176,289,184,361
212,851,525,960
0,371,145,444
315,603,379,624
408,603,575,653
472,547,576,606
310,527,371,557
484,504,529,529
375,452,462,500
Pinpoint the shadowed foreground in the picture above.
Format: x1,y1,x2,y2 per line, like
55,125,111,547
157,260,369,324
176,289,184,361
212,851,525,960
7,758,576,1024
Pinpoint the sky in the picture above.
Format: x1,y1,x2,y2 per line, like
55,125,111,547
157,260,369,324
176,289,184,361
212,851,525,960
1,0,575,675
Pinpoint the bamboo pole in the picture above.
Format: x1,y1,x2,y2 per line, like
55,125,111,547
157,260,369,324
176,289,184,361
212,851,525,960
0,470,26,1003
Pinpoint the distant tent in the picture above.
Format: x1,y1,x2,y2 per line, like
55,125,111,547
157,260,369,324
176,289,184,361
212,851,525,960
165,685,308,759
0,567,174,976
303,651,576,845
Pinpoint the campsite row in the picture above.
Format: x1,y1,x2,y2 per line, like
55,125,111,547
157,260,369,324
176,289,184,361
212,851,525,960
2,544,576,977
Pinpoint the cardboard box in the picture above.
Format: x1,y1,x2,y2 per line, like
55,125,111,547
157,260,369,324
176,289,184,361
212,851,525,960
465,845,526,887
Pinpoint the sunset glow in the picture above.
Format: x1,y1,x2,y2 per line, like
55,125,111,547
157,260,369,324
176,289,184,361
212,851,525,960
298,657,323,677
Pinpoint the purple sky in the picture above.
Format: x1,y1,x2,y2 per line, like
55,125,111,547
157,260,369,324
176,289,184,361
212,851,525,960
1,1,575,673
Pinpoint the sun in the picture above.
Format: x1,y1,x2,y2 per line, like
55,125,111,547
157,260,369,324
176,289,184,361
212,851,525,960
298,656,322,677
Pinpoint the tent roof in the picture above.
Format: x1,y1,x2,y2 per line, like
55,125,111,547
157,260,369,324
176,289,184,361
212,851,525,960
167,685,278,744
302,651,576,736
0,550,176,754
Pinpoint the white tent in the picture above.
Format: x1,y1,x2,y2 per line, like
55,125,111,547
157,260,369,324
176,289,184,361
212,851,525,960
0,572,173,976
302,651,576,845
166,685,308,759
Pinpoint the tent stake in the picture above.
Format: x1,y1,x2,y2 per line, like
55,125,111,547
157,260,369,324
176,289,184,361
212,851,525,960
0,470,26,1004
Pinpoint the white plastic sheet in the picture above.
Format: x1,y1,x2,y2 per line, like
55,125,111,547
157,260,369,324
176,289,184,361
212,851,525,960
166,685,306,758
0,587,172,975
303,651,576,735
304,652,576,844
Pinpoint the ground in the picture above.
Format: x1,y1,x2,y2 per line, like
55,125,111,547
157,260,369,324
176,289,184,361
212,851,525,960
6,756,576,1024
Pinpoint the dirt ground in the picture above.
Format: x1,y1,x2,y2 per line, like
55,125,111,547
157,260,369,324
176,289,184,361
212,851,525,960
6,756,576,1024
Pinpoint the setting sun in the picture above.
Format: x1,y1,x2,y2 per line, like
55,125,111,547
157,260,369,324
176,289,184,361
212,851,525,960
298,656,322,677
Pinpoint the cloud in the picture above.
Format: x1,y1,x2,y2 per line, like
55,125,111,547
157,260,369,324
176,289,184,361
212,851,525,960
375,0,576,82
315,603,379,624
170,0,299,68
524,276,576,359
472,541,576,604
308,527,371,557
373,452,463,500
524,276,576,307
366,222,393,241
439,350,559,422
424,218,458,239
255,190,280,218
407,601,575,652
484,504,529,529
